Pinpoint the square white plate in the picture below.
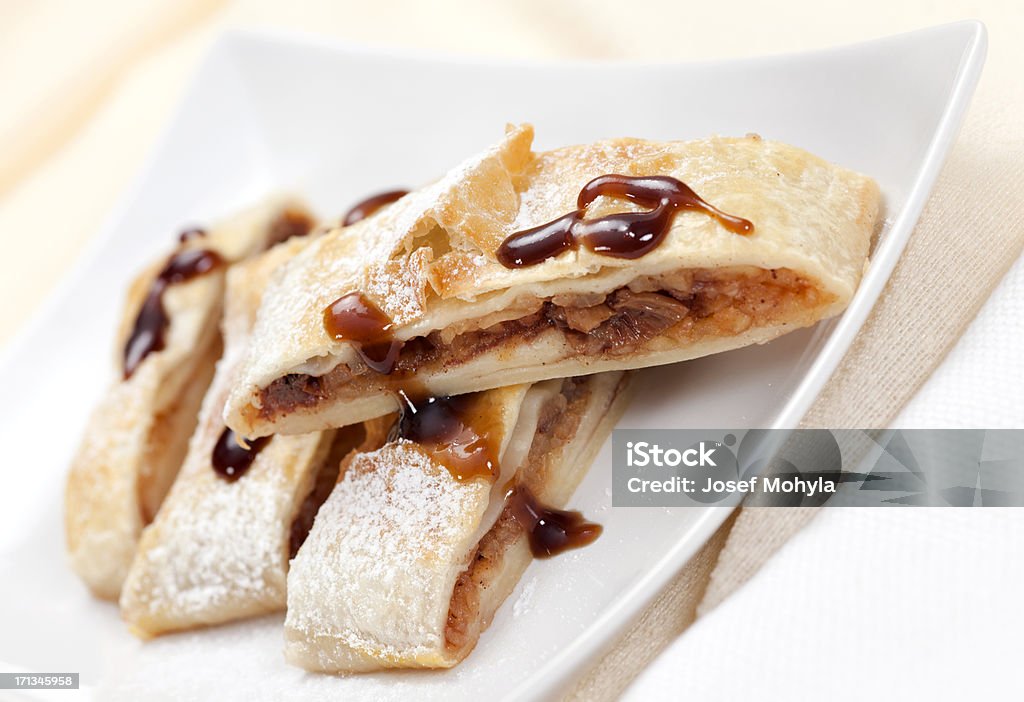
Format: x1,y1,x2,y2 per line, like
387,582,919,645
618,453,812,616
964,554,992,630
0,21,984,701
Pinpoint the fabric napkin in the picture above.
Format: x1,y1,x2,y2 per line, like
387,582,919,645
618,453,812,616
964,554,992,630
2,2,1021,700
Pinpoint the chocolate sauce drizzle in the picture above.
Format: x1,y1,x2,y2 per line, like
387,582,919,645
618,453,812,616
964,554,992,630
393,391,501,481
211,427,270,482
122,247,224,378
508,485,603,557
387,391,601,555
322,291,404,374
497,174,753,268
342,189,410,227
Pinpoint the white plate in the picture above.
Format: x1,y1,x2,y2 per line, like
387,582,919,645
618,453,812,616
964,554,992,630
0,21,984,702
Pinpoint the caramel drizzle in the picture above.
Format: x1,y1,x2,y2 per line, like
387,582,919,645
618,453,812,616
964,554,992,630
322,291,404,374
294,283,603,553
342,189,410,227
122,247,224,378
321,206,419,373
392,390,501,482
389,389,603,564
508,485,603,557
496,174,753,268
211,427,270,482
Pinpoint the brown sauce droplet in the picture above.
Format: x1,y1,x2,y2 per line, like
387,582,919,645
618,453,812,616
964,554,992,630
496,174,753,268
355,339,404,374
266,208,315,247
508,485,602,557
342,189,409,227
393,391,501,482
323,292,404,375
323,292,393,343
123,247,224,378
497,211,579,267
211,427,270,482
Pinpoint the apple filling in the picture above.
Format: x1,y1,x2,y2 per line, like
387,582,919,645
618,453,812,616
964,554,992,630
256,266,827,420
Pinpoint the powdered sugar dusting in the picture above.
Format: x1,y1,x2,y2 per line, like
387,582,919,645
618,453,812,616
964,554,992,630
123,448,288,616
286,440,490,667
120,246,331,632
120,412,328,630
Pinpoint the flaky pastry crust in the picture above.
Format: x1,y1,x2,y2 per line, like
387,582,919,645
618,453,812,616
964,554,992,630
225,126,879,438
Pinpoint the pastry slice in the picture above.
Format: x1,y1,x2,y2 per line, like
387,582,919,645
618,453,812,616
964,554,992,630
284,372,629,671
225,124,880,438
120,238,383,636
65,198,315,600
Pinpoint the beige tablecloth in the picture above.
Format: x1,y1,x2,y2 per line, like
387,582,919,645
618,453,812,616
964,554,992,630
3,1,1021,699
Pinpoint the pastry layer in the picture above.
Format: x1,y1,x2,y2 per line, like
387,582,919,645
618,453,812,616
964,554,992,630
283,372,628,672
119,235,361,636
225,126,879,438
65,337,220,600
65,197,313,600
443,374,627,656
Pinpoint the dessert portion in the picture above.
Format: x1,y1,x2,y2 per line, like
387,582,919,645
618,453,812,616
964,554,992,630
62,124,880,675
119,238,375,636
285,372,629,671
65,198,315,600
224,124,880,439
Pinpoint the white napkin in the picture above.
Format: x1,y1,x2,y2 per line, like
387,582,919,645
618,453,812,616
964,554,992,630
622,507,1024,701
623,255,1024,700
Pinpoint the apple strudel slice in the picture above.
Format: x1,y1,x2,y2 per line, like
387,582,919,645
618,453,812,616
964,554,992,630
120,238,386,636
284,371,629,672
225,124,880,439
65,198,315,600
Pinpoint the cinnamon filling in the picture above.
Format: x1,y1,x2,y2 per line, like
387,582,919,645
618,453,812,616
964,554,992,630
258,267,825,420
443,377,594,651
